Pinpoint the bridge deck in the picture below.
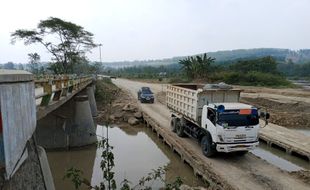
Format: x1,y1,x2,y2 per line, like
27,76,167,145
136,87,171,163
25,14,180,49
34,77,93,120
36,80,92,120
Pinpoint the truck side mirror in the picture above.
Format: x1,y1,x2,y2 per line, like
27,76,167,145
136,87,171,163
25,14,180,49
260,112,270,119
260,111,270,127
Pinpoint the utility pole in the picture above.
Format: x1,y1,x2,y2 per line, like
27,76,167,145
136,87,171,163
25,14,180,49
98,43,102,63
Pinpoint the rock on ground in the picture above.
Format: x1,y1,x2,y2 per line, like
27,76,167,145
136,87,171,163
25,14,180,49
134,111,142,118
122,103,137,112
128,117,139,125
180,184,207,190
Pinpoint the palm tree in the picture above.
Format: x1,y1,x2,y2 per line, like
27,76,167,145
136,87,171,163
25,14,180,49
179,53,215,79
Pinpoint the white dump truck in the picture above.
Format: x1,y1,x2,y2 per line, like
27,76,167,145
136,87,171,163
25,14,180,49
166,83,269,157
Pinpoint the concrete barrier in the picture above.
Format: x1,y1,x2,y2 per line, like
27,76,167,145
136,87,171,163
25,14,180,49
0,70,36,178
37,146,55,190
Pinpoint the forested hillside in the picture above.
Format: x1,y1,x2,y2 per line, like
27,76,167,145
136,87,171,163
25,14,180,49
100,48,310,68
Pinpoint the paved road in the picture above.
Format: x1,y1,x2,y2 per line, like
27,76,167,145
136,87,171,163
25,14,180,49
113,78,309,190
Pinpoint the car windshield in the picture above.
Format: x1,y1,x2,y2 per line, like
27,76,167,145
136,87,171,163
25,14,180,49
142,89,153,94
217,109,259,127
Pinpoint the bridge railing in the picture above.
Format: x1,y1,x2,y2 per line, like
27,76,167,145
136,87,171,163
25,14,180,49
34,75,93,107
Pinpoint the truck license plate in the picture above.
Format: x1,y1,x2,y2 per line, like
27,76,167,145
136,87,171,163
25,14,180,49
235,134,246,138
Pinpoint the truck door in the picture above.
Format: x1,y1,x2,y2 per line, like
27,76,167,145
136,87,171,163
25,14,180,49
202,105,217,141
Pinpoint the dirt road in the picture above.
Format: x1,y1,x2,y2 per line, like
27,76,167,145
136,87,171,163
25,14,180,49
112,78,309,190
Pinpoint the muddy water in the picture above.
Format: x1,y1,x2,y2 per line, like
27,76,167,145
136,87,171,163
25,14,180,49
47,125,204,190
251,142,310,171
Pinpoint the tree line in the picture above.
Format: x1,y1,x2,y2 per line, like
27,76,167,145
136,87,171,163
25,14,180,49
110,54,301,87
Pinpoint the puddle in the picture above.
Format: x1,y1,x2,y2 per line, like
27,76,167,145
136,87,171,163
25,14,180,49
251,142,309,171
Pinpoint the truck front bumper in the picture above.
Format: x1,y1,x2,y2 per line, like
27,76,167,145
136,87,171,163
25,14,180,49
216,141,259,153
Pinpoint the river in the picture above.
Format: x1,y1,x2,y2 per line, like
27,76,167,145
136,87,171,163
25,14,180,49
47,125,205,190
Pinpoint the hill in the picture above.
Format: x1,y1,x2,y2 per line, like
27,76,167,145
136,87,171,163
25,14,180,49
100,48,310,68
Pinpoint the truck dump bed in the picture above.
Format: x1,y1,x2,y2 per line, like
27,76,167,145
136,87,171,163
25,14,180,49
166,83,241,124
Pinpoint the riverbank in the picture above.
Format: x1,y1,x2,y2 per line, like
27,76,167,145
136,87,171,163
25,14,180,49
95,78,143,127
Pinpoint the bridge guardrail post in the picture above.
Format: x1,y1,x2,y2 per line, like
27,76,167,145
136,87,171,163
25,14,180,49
40,79,53,106
62,76,69,97
78,78,82,89
52,79,62,101
68,79,74,93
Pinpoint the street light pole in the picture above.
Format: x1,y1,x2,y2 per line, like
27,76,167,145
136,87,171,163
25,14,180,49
98,43,102,63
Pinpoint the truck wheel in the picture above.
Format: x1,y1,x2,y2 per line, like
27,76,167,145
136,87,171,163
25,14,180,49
176,120,186,137
170,118,177,132
201,135,215,157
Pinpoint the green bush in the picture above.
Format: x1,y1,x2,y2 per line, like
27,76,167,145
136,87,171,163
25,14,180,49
95,78,119,105
168,77,191,83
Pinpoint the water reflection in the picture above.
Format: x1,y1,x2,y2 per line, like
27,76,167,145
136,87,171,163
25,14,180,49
47,125,204,190
251,142,309,171
92,125,204,189
47,145,97,190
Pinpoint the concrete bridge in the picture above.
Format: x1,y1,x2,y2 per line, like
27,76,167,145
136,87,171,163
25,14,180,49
0,70,98,190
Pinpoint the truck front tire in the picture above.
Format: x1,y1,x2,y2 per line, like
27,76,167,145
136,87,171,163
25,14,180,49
171,117,177,132
201,134,215,157
176,120,186,137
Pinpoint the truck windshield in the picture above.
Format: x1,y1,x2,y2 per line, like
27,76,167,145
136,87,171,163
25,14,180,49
217,109,259,127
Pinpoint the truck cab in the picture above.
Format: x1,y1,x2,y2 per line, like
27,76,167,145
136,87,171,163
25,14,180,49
201,103,260,155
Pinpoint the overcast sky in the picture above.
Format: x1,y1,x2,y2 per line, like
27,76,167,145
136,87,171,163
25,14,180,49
1,0,309,63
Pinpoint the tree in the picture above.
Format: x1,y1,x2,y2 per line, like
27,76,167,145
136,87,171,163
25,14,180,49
90,62,104,74
17,63,24,70
28,53,40,74
229,56,279,74
3,62,15,69
179,53,215,79
11,17,97,74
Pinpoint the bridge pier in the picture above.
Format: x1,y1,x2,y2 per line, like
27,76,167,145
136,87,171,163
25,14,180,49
35,94,97,149
70,95,96,147
87,85,98,117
